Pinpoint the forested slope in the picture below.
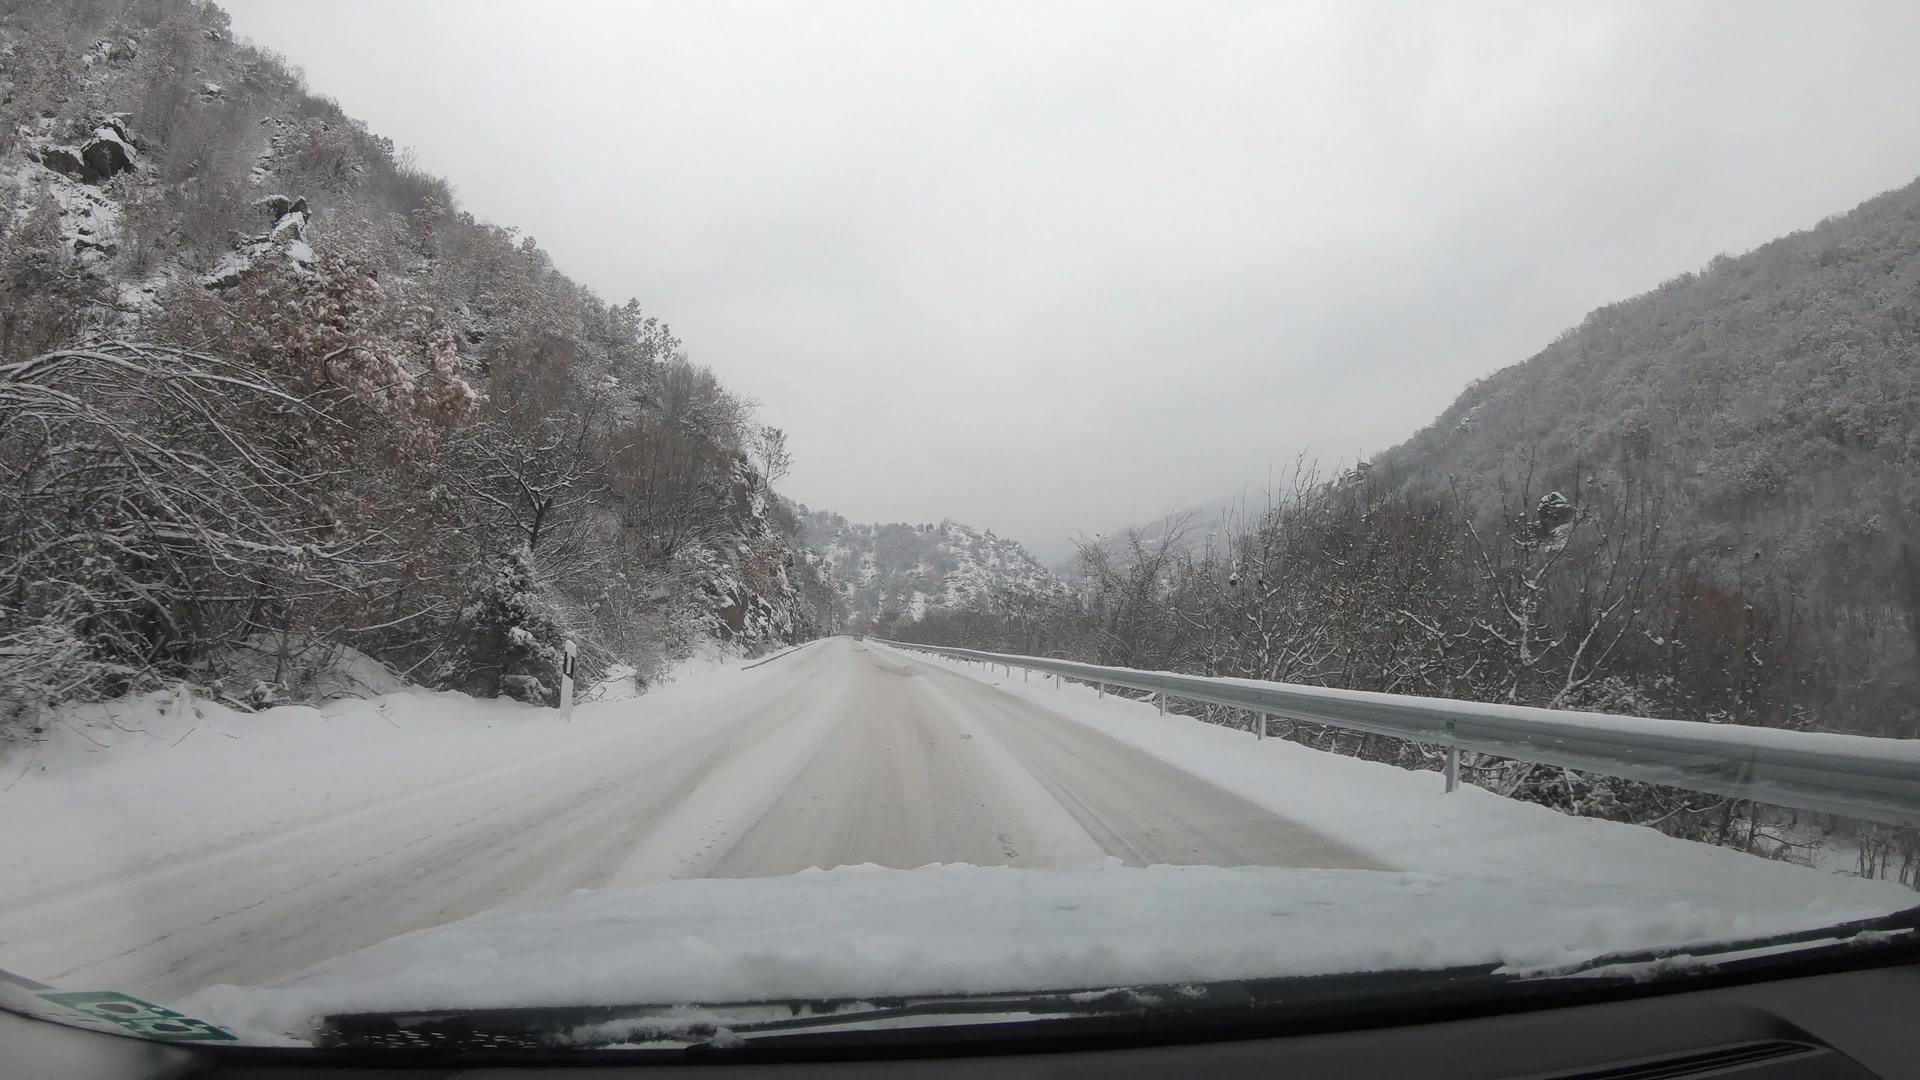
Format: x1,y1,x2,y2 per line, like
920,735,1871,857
0,0,828,728
1372,176,1920,732
895,177,1920,885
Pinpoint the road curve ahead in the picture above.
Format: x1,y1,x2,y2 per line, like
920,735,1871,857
0,637,1383,1001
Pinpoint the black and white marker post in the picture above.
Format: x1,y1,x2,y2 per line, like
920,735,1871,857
559,638,577,722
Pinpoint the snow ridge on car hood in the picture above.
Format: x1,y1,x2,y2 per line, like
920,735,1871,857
182,861,1904,1043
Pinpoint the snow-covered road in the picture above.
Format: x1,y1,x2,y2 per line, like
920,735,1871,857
706,642,1383,877
0,639,1378,1001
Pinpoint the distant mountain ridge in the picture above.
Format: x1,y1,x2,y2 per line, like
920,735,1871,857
1060,491,1298,578
797,510,1067,630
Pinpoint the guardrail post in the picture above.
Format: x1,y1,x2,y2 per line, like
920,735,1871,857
1258,712,1267,740
1055,674,1061,690
1443,719,1459,792
1023,667,1029,682
1157,691,1166,716
1097,682,1105,700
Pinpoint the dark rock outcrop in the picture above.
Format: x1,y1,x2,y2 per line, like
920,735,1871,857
39,118,139,184
40,146,86,178
258,194,305,221
79,128,136,180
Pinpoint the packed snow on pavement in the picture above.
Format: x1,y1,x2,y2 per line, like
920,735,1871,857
2,638,1913,1046
894,645,1919,905
0,646,766,907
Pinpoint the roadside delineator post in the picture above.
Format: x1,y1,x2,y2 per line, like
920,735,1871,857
1443,719,1459,792
559,639,577,722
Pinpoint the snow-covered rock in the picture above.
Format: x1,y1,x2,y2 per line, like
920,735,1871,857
82,37,137,66
38,145,87,178
37,117,139,185
79,123,137,179
54,181,115,248
201,194,315,287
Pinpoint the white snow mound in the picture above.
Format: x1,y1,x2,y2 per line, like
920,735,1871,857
182,861,1906,1043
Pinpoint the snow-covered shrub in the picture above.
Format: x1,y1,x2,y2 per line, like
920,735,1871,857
0,617,98,744
0,342,353,713
437,545,570,704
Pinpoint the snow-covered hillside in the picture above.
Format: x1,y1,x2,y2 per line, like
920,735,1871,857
798,510,1067,629
0,1,826,721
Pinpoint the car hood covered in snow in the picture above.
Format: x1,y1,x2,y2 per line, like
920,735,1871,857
178,861,1910,1044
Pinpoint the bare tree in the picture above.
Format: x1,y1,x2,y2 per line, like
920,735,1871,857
0,342,368,720
751,425,792,493
453,403,606,553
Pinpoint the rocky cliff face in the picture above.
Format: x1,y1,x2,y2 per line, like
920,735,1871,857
798,511,1066,631
686,461,829,649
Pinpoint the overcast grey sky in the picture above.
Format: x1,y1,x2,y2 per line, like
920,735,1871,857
221,0,1920,563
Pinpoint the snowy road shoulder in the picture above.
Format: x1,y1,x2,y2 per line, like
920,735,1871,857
883,647,1919,912
0,649,794,947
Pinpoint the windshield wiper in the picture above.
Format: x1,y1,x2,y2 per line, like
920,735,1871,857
1498,902,1920,981
316,904,1920,1055
320,986,1168,1053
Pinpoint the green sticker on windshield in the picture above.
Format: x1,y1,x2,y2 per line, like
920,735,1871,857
37,990,236,1041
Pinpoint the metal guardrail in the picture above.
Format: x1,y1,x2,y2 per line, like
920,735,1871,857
873,640,1920,828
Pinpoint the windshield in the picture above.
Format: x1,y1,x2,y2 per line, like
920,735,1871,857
2,0,1918,1056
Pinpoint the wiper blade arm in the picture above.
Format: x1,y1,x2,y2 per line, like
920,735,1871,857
1501,903,1920,982
318,905,1920,1054
321,985,1178,1052
665,986,1173,1044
